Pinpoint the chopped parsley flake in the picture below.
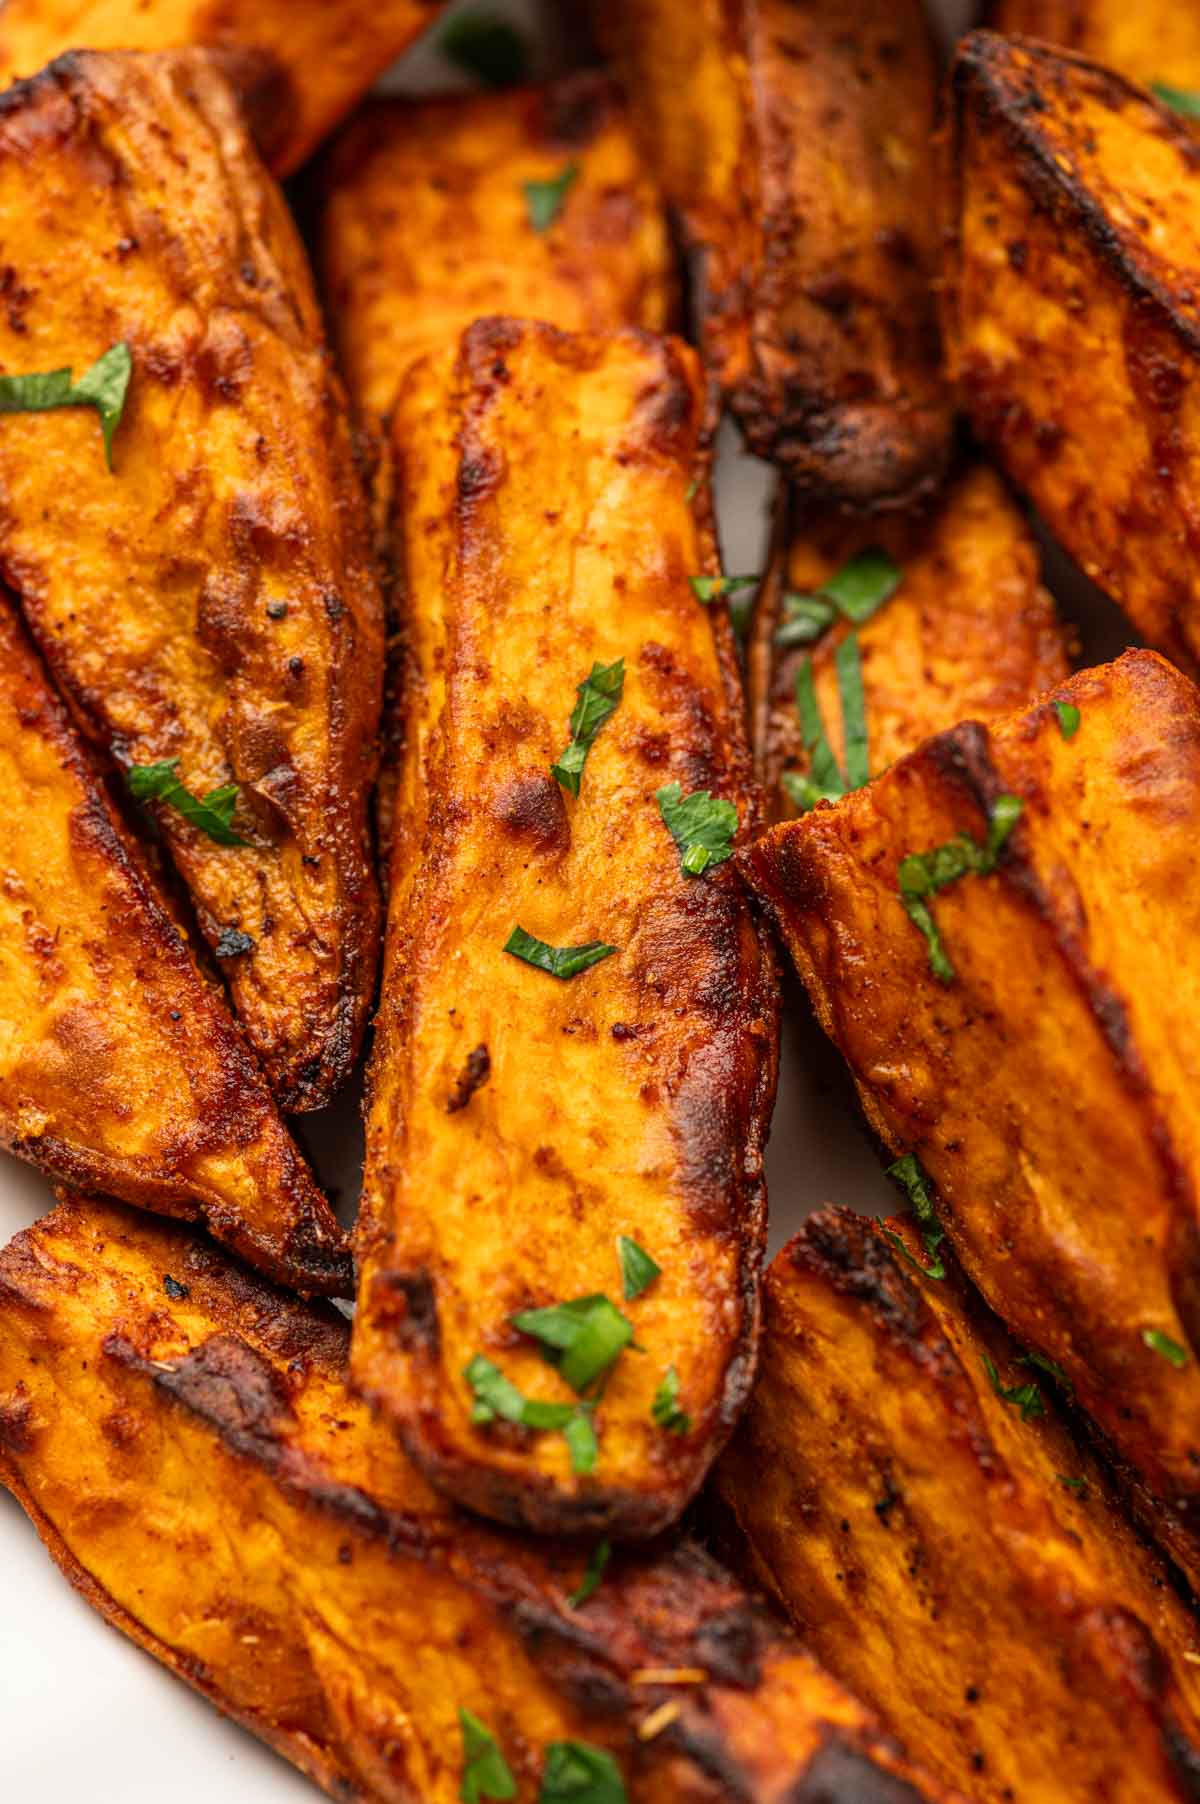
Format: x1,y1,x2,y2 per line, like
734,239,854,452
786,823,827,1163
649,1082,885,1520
897,794,1023,983
1054,701,1081,740
504,927,615,980
1144,1328,1189,1368
775,547,901,648
524,162,579,233
539,1742,627,1804
126,758,246,846
1152,81,1200,118
982,1353,1045,1423
651,1366,690,1435
884,1154,945,1280
783,633,869,813
511,1294,633,1394
441,12,529,87
551,658,624,796
459,1709,516,1804
656,782,738,876
0,340,132,469
617,1235,661,1301
568,1539,611,1609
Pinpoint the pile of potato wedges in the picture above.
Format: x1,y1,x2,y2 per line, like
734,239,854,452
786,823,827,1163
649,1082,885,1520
4,2,1200,1800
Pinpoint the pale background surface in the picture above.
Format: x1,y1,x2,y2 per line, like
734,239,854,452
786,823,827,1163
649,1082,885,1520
0,0,1129,1793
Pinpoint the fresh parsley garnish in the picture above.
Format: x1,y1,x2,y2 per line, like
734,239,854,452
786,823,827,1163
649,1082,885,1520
783,633,869,813
689,572,758,638
884,1154,945,1280
441,11,529,87
504,927,616,980
617,1235,660,1301
775,547,901,648
981,1353,1045,1423
1057,1474,1088,1494
1020,1350,1071,1393
551,659,624,796
0,341,132,469
563,1410,599,1475
539,1742,627,1804
568,1539,611,1609
1144,1328,1189,1368
651,1366,690,1435
511,1295,633,1394
524,162,579,233
459,1709,517,1804
897,794,1022,984
656,782,738,876
1054,700,1081,740
1152,81,1200,118
464,1355,597,1472
127,758,247,846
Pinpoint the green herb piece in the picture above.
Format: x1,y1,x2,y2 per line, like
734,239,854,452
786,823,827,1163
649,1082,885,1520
651,1366,690,1435
441,11,529,86
884,1154,945,1280
617,1235,661,1301
1144,1328,1189,1368
1056,1474,1088,1494
463,1355,576,1430
1152,81,1200,117
787,635,870,814
0,341,132,470
775,593,836,649
896,794,1023,984
1020,1351,1072,1392
504,927,616,980
126,758,247,846
563,1407,599,1475
836,633,869,791
775,547,901,648
981,1353,1045,1423
656,782,738,876
524,162,579,233
512,1295,633,1394
551,658,624,796
539,1741,627,1804
684,475,699,504
568,1539,611,1608
1054,700,1081,740
459,1710,517,1804
689,571,758,637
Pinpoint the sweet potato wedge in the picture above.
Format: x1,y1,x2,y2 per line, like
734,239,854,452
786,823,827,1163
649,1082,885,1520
742,650,1200,1513
748,463,1070,823
0,50,384,1110
355,319,777,1540
714,1209,1200,1804
991,0,1200,98
319,72,674,427
0,1196,956,1804
0,596,349,1294
598,0,951,507
944,30,1200,674
0,0,448,175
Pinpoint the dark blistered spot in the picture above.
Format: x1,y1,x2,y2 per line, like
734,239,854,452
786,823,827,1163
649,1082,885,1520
214,928,255,960
541,70,613,147
266,599,288,621
0,1387,34,1453
163,1274,190,1300
101,1408,142,1451
491,771,569,853
611,1022,638,1042
1006,239,1028,272
695,1606,763,1688
323,591,345,622
788,1736,929,1804
369,1271,440,1356
447,1044,491,1114
634,366,694,455
457,449,502,509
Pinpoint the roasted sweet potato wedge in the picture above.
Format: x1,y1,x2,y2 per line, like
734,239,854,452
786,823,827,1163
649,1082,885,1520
714,1209,1200,1804
991,0,1200,98
0,596,349,1294
355,319,777,1540
320,72,674,428
598,0,951,507
0,50,384,1110
742,650,1200,1513
0,0,448,175
944,30,1200,675
0,1197,957,1804
749,463,1071,823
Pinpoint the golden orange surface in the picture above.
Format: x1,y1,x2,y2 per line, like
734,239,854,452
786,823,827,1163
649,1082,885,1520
993,0,1200,95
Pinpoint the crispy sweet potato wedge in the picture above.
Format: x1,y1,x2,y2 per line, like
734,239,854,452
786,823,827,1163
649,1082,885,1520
598,0,951,507
320,72,674,428
0,1197,957,1804
714,1209,1200,1804
749,463,1071,823
355,319,777,1541
991,0,1200,97
0,0,447,175
944,30,1200,675
742,650,1200,1512
0,596,350,1294
0,50,384,1110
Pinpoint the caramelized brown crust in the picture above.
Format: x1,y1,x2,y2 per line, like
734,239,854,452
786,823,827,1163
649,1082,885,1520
0,598,349,1292
715,1209,1200,1804
319,72,674,427
354,319,777,1540
0,1198,955,1804
944,31,1200,674
742,650,1200,1509
749,463,1071,822
0,50,383,1110
598,0,951,507
0,0,447,175
991,0,1200,95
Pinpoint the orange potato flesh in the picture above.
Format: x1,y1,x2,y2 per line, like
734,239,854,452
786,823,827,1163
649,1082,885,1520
992,0,1200,97
0,50,384,1109
354,319,777,1540
714,1209,1200,1804
0,1197,956,1804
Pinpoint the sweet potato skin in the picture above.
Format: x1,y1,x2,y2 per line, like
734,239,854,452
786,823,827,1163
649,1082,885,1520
0,0,446,175
743,650,1200,1510
599,0,951,507
714,1210,1200,1804
354,319,777,1540
944,31,1200,674
0,597,350,1294
749,463,1071,822
0,50,384,1110
320,73,674,426
0,1198,954,1804
991,0,1200,94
